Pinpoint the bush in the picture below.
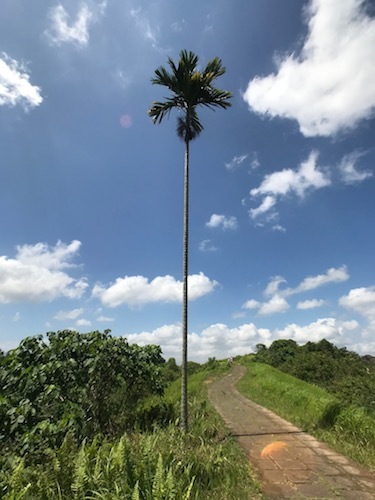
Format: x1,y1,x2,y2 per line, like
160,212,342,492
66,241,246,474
0,330,166,456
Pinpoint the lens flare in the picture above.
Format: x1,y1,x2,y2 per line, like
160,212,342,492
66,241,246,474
120,114,133,128
260,441,287,458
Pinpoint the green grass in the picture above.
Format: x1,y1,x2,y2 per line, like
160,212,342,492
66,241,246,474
237,361,375,470
1,364,262,499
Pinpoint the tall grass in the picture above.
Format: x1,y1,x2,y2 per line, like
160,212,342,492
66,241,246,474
1,364,262,499
237,361,375,470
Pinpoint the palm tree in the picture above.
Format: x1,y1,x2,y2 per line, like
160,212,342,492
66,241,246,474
148,50,232,430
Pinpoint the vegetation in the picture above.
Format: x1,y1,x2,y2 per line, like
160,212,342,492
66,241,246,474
254,339,375,411
238,343,375,469
0,330,166,458
148,49,232,430
0,333,261,499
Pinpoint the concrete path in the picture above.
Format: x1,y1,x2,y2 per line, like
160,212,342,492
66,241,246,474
207,366,375,499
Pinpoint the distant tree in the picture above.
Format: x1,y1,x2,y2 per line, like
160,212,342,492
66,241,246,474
255,343,267,353
267,339,299,366
254,338,375,411
148,50,232,430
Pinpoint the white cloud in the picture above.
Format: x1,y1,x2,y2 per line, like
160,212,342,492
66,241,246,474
206,214,238,230
259,295,290,315
242,267,348,317
92,272,218,308
288,266,349,296
338,151,373,184
96,315,114,322
272,224,286,233
297,299,326,310
265,266,349,298
250,153,260,170
0,240,87,303
199,239,218,252
264,276,287,298
76,318,92,327
242,299,261,310
130,7,159,47
171,20,185,33
339,287,375,322
249,195,276,220
0,53,43,110
243,294,290,316
126,316,363,362
54,308,84,320
12,312,20,322
46,2,106,47
250,152,331,222
275,318,359,344
244,0,375,137
127,322,271,362
225,154,248,171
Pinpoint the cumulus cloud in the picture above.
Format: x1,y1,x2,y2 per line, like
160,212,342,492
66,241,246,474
259,295,290,315
46,2,107,46
339,287,375,323
338,151,373,184
242,295,289,316
0,241,88,303
264,276,287,298
250,152,331,222
242,267,348,316
92,272,218,308
275,318,359,344
127,322,271,362
206,214,238,230
0,53,43,110
249,195,277,221
242,299,261,310
76,318,92,327
297,299,326,309
244,0,375,137
126,316,362,362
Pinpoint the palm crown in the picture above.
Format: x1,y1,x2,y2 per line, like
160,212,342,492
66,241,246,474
148,50,232,141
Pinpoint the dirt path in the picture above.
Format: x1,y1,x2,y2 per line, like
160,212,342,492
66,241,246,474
207,366,375,499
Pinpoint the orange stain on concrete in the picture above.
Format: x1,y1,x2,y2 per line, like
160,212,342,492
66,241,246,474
260,441,287,458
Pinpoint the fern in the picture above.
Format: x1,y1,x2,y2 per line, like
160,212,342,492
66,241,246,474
5,482,32,500
8,457,26,493
131,481,140,500
165,468,177,499
71,442,88,496
152,453,165,499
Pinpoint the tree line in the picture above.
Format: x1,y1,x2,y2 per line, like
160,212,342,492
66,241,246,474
254,339,375,412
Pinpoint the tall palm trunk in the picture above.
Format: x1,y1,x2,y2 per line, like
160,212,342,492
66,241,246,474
181,137,189,431
149,50,232,432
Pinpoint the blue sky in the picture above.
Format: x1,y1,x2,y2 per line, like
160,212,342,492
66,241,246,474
0,0,374,362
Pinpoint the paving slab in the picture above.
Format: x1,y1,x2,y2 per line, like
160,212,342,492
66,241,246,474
207,366,375,499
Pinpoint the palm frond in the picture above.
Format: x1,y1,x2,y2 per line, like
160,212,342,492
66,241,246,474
148,98,181,124
176,108,204,141
148,49,231,139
